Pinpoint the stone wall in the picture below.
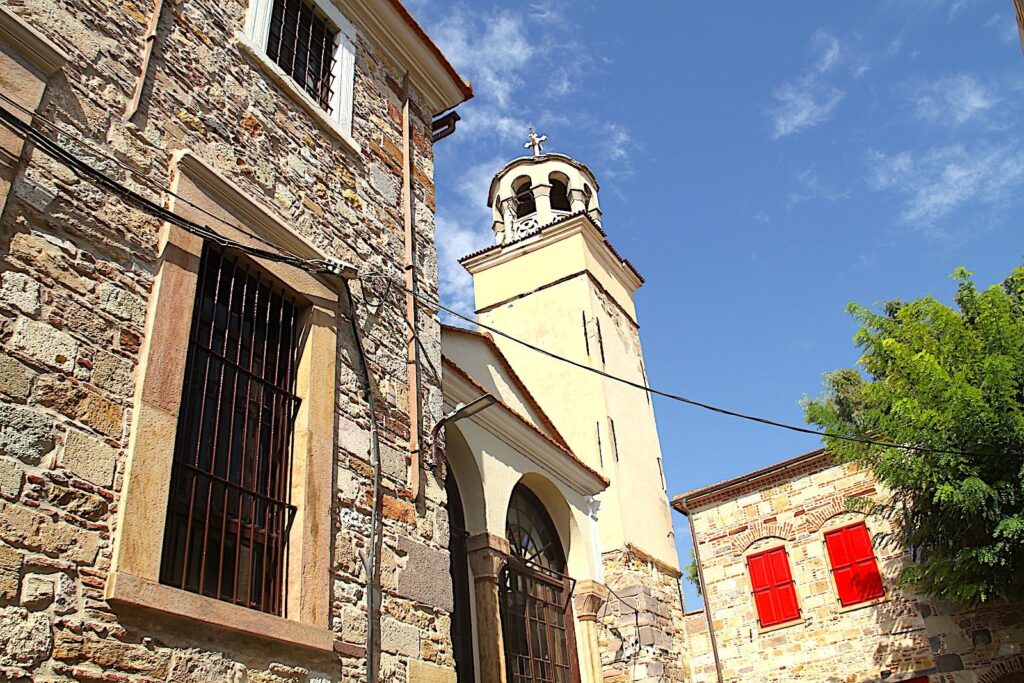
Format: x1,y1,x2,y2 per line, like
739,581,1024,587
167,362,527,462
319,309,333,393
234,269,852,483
684,454,1024,683
598,547,689,683
0,0,454,680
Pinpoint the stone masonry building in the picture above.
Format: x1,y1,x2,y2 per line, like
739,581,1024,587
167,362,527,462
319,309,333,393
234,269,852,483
0,0,473,680
673,448,1024,683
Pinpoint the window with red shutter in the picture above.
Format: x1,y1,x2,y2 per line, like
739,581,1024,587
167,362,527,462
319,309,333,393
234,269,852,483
824,521,885,607
746,546,800,627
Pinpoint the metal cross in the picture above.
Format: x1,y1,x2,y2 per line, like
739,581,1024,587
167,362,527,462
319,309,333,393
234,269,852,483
524,128,548,156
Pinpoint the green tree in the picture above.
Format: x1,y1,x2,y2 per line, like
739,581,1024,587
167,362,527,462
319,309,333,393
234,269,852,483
685,549,702,598
803,265,1024,607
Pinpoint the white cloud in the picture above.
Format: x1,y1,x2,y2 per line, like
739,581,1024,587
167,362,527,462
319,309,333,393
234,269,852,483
866,143,1024,227
768,31,847,138
786,167,850,208
909,73,1000,126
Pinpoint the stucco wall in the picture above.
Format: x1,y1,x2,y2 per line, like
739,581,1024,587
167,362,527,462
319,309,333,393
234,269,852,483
0,0,455,680
685,456,1024,683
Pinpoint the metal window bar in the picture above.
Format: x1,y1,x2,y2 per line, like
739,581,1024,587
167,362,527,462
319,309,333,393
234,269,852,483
160,244,300,617
266,0,339,113
500,558,579,683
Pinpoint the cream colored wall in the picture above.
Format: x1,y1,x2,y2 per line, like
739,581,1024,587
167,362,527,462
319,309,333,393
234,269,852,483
470,221,678,570
445,419,602,682
442,331,550,437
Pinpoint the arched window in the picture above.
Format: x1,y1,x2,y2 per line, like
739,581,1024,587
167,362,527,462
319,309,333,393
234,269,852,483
513,177,536,218
549,174,571,212
582,184,593,209
500,485,579,682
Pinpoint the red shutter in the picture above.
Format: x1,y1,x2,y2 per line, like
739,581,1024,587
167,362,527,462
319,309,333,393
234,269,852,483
824,522,885,606
747,547,800,627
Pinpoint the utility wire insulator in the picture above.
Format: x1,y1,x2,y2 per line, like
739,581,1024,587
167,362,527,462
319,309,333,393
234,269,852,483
314,258,358,280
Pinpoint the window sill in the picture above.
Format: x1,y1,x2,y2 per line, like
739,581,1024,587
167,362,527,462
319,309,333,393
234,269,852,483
757,617,805,635
105,571,357,655
837,595,888,614
234,32,361,155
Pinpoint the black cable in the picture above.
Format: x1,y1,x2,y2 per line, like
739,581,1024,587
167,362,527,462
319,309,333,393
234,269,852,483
0,90,290,254
342,280,384,683
4,103,1014,462
390,279,1016,461
0,105,327,275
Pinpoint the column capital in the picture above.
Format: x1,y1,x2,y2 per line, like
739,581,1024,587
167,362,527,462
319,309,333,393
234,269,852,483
467,533,509,583
572,579,609,622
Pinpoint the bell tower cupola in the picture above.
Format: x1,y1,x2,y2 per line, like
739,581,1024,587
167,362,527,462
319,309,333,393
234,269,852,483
487,128,602,245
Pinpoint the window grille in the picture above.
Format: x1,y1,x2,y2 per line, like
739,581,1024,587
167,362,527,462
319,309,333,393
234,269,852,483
160,245,301,617
500,485,580,683
824,522,884,606
747,546,800,627
266,0,338,113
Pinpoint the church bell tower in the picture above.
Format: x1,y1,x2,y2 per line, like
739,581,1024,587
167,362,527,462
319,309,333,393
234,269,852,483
460,134,684,676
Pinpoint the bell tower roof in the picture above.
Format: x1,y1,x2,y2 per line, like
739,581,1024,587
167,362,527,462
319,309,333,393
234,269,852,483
485,134,604,247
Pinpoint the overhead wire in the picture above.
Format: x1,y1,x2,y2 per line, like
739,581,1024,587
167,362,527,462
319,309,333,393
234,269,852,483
1,104,1016,463
0,90,294,254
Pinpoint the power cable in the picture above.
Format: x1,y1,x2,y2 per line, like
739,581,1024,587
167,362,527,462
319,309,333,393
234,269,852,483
3,105,1015,462
390,278,1017,461
0,91,296,254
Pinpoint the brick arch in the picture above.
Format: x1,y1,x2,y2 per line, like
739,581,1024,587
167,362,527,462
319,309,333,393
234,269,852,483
731,520,796,556
978,656,1024,683
803,495,864,534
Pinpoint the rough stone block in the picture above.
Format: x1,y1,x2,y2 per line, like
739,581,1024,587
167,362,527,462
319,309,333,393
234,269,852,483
0,271,40,315
0,457,23,499
62,429,117,486
0,354,33,400
380,616,419,657
20,573,53,608
396,536,453,611
0,606,51,668
407,660,456,683
90,351,133,395
0,545,21,602
0,403,54,464
9,318,77,372
0,501,99,565
97,282,146,325
33,377,122,437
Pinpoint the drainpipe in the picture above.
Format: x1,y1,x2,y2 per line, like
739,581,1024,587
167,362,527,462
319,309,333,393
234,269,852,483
679,501,724,683
400,74,423,505
125,0,164,120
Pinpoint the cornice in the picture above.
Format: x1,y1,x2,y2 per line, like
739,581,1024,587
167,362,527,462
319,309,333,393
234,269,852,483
0,5,68,75
337,0,472,114
443,357,608,497
460,213,644,296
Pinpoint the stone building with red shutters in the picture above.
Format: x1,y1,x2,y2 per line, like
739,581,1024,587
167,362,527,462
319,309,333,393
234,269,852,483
673,448,1024,683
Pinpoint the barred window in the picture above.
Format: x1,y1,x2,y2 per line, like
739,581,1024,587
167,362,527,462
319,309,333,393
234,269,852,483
160,245,301,617
266,0,338,114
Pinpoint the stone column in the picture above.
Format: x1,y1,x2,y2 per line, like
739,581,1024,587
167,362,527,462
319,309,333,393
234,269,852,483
569,187,587,213
572,579,609,683
467,533,509,683
532,183,552,226
498,197,517,244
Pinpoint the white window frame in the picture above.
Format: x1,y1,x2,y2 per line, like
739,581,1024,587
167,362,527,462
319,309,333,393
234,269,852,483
241,0,357,141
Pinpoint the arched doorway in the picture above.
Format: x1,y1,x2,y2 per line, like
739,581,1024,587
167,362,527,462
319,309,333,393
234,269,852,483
446,470,475,683
500,484,580,683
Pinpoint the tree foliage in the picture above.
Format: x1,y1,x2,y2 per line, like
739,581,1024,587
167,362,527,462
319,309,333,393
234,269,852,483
803,265,1024,606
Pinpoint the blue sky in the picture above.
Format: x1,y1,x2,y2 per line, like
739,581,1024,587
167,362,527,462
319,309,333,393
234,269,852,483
408,0,1024,608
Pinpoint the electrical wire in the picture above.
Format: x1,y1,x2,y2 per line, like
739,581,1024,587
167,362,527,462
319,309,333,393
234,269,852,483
382,276,1019,461
2,105,1016,462
0,90,298,255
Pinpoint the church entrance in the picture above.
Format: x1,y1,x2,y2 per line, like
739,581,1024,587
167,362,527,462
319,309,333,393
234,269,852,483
500,485,580,683
446,471,475,683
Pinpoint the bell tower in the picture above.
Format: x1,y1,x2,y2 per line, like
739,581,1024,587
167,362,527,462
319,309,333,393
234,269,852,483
460,135,685,678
